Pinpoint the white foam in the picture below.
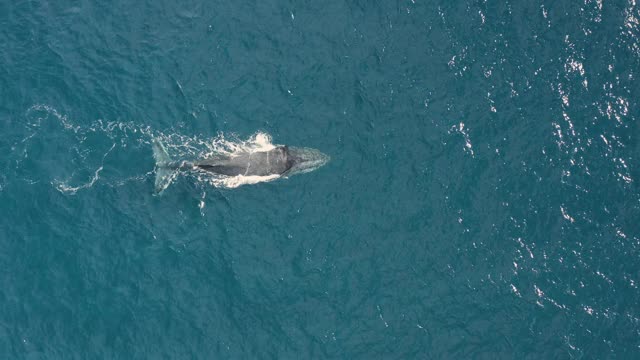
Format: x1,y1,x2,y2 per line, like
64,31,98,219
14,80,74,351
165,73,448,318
54,143,115,195
211,174,281,189
55,166,103,194
206,131,276,156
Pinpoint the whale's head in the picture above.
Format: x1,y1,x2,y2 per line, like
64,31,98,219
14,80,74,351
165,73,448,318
284,146,330,176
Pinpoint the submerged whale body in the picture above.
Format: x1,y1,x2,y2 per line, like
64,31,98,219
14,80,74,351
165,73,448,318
152,138,329,193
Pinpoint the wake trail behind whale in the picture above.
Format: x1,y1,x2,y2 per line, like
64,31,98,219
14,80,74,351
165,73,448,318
20,104,281,195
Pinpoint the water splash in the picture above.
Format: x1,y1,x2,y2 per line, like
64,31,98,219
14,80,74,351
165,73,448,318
54,143,115,195
22,104,154,193
23,104,289,194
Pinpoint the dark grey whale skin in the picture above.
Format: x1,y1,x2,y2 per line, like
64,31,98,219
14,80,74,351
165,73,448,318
194,146,293,176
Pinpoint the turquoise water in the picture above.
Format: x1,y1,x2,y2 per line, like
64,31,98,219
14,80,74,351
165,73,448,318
1,0,639,358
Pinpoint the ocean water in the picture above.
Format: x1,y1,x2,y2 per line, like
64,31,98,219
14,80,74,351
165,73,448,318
1,0,639,358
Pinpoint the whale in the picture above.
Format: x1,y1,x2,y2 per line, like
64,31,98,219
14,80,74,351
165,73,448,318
152,138,329,193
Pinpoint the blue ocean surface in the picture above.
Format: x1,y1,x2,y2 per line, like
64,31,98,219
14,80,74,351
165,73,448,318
1,0,639,358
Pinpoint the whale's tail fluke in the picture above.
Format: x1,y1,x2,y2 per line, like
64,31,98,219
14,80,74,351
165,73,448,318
152,139,177,194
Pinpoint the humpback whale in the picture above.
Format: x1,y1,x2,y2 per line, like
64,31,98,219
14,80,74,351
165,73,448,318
152,138,329,193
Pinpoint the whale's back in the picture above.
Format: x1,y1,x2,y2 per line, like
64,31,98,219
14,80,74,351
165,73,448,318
195,146,292,176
